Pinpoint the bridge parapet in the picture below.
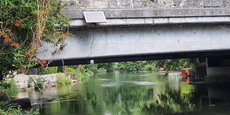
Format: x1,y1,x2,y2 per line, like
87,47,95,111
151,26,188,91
37,1,230,64
62,0,229,9
60,0,230,19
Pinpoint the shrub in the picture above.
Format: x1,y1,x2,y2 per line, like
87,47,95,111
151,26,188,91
97,68,107,73
57,75,71,86
39,67,58,75
66,67,75,74
0,0,69,76
143,64,154,71
0,80,19,97
117,61,143,71
74,66,91,82
0,101,39,115
66,66,90,82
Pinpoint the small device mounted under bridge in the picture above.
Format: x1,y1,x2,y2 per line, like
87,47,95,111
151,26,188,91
83,11,107,26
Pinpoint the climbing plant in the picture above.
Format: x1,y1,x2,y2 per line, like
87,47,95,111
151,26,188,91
0,0,69,77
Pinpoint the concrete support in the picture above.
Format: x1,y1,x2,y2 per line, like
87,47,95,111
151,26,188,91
190,58,206,82
206,57,230,83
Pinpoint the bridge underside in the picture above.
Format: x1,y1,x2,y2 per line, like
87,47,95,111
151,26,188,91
46,51,230,66
37,24,230,66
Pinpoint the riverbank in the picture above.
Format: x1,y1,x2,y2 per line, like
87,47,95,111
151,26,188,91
12,73,78,90
12,71,180,89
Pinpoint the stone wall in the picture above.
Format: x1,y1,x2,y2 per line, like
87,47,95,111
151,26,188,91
13,73,65,89
61,0,230,9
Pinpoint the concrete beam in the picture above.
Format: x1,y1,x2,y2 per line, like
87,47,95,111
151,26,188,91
61,8,230,19
37,24,230,62
69,16,230,27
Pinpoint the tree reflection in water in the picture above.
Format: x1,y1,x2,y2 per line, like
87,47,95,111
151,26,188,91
142,90,195,115
39,74,196,115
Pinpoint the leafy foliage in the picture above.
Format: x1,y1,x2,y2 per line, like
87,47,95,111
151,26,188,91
66,66,91,82
155,59,194,71
117,61,143,71
0,101,39,115
0,80,19,97
40,67,58,75
57,75,71,86
0,0,69,76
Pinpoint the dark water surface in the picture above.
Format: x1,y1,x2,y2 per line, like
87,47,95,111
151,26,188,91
24,71,230,115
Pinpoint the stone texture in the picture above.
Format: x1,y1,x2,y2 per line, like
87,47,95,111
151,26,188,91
13,73,65,89
133,0,149,8
78,0,91,8
59,0,230,20
92,0,109,8
60,0,230,9
118,0,132,8
108,0,118,8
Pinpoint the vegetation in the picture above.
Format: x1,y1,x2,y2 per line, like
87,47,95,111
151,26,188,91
38,59,194,79
66,66,91,82
143,64,154,71
155,59,194,72
57,75,71,86
40,67,58,75
0,80,19,97
27,77,33,88
34,77,45,90
116,61,143,71
112,59,194,74
0,0,69,78
0,101,39,115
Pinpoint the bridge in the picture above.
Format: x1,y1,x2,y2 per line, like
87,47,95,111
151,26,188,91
37,0,230,82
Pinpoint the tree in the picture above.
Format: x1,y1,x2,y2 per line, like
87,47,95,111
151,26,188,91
0,0,69,78
155,59,194,76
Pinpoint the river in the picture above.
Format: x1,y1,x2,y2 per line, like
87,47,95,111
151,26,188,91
18,71,230,115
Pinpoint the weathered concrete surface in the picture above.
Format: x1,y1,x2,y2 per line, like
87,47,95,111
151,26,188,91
69,17,230,27
61,0,230,9
37,24,230,61
60,0,230,19
62,8,230,19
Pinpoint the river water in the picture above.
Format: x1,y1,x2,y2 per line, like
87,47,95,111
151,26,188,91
20,71,230,115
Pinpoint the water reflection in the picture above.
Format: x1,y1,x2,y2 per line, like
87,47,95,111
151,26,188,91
121,81,159,86
14,72,229,115
101,82,120,87
36,72,200,115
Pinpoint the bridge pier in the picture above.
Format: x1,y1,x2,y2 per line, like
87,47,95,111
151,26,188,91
190,58,206,82
205,57,230,84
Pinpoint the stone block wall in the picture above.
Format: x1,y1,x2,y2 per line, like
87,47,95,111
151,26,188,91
61,0,230,9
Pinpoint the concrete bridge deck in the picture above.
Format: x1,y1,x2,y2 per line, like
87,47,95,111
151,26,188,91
37,24,230,65
36,0,230,65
